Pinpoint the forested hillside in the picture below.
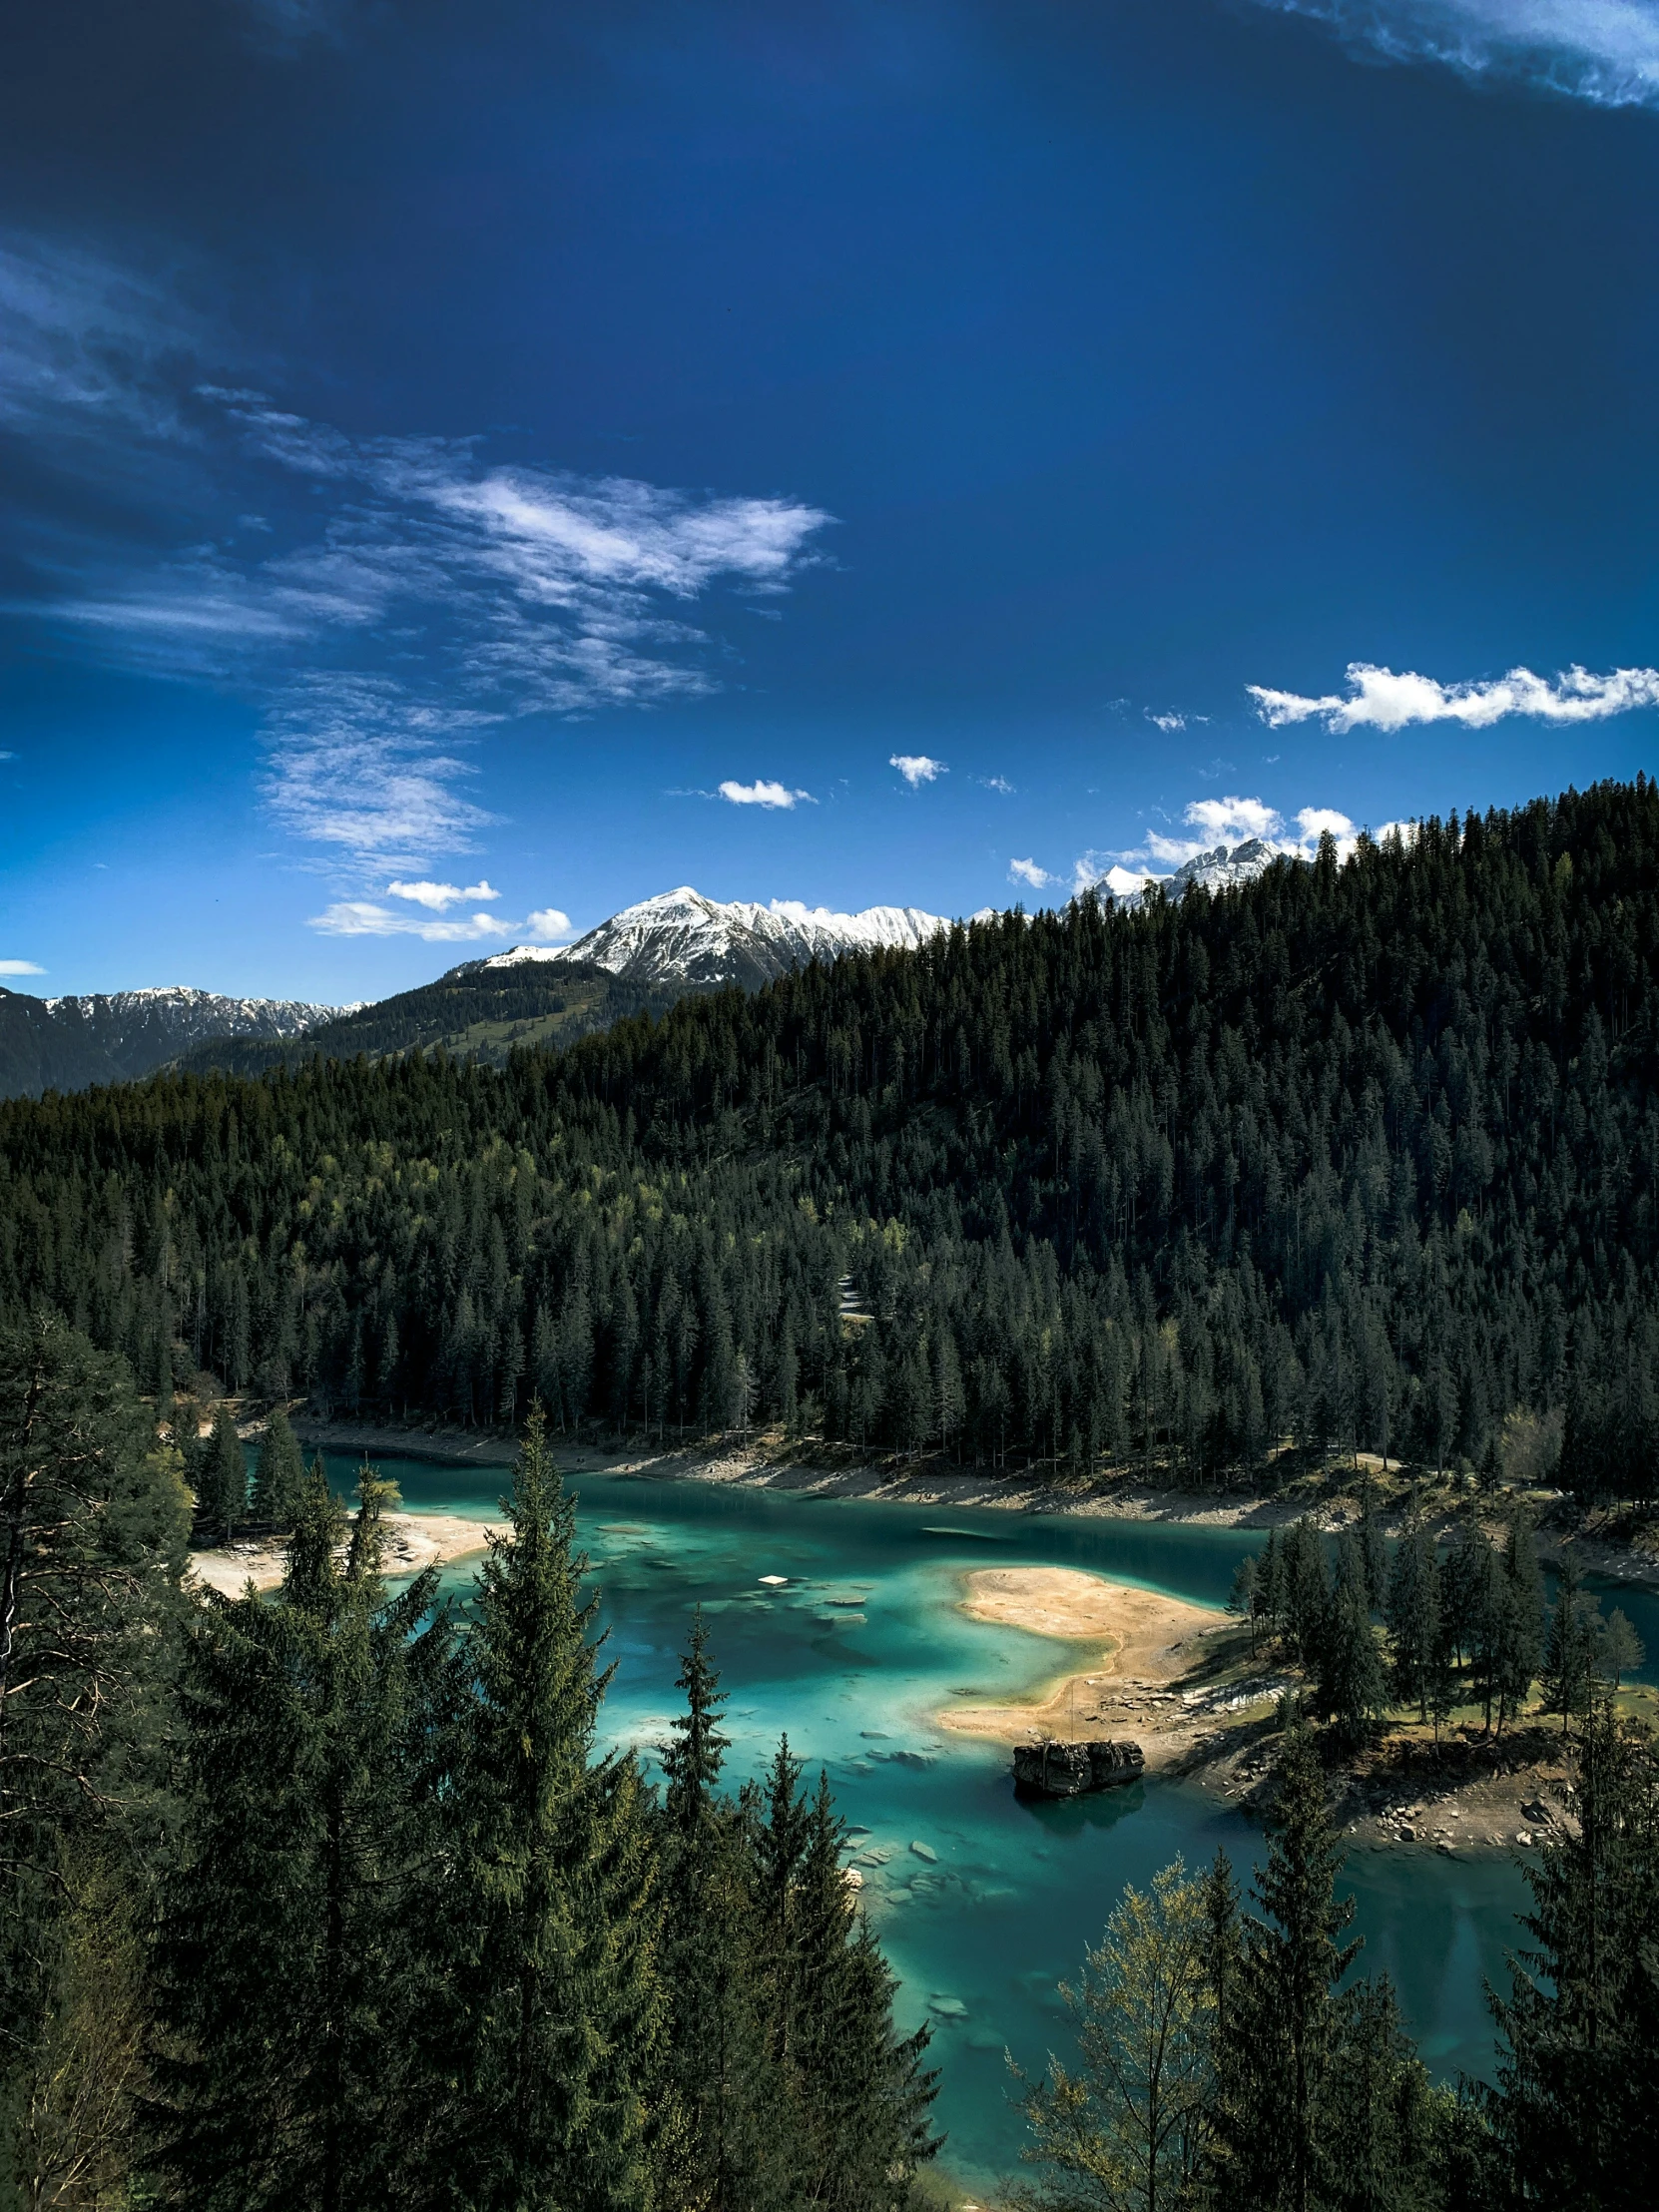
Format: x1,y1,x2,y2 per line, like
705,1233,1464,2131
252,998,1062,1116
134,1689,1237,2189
176,958,670,1078
3,779,1658,1497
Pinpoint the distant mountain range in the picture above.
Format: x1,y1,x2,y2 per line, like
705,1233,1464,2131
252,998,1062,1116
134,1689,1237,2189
0,857,1278,1098
461,885,959,993
0,985,338,1102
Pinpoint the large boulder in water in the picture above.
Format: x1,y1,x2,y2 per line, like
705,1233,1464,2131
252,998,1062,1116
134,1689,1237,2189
1012,1738,1145,1799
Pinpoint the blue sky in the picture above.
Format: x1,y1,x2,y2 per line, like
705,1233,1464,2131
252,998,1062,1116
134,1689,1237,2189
5,0,1659,999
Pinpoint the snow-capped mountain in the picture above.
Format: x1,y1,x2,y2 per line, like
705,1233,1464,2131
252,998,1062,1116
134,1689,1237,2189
1087,838,1281,906
1,984,340,1100
467,887,959,992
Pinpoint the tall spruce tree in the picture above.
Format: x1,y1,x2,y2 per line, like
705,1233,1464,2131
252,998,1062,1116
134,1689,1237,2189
1487,1706,1659,2210
1386,1521,1440,1722
194,1404,247,1544
154,1462,459,2212
250,1405,306,1528
1317,1534,1387,1750
1207,1726,1360,2212
441,1404,664,2212
656,1615,782,2212
1541,1557,1600,1739
0,1318,190,2206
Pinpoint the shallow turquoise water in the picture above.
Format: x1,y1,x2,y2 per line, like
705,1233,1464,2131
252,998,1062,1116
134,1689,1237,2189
313,1452,1571,2189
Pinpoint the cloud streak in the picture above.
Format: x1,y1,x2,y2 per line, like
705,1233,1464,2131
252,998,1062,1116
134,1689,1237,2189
1245,0,1659,110
0,236,835,869
308,896,573,943
1249,661,1659,732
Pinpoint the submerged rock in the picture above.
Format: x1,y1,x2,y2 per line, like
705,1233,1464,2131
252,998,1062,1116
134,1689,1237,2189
1012,1738,1144,1799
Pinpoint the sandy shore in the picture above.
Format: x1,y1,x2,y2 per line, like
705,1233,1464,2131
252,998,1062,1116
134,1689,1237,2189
939,1566,1235,1772
189,1509,501,1597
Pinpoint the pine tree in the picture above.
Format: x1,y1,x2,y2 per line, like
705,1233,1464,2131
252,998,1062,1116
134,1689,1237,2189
440,1404,664,2212
0,1318,190,2200
1317,1534,1387,1750
1208,1726,1360,2212
1487,1706,1659,2210
154,1461,458,2212
656,1614,781,2211
250,1404,306,1528
1230,1555,1261,1657
1541,1556,1600,1739
1596,1608,1643,1694
194,1404,248,1545
1386,1520,1439,1722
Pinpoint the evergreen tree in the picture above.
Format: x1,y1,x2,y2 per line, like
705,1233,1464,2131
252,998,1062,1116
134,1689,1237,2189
1230,1555,1261,1657
441,1404,664,2212
1487,1706,1659,2209
0,1318,190,2201
1596,1608,1643,1694
1207,1726,1360,2212
194,1404,248,1544
154,1462,459,2212
1541,1557,1600,1739
1317,1534,1387,1750
1386,1521,1439,1722
250,1404,306,1528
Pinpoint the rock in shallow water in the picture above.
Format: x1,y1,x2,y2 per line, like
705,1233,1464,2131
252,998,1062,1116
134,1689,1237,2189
1011,1738,1144,1799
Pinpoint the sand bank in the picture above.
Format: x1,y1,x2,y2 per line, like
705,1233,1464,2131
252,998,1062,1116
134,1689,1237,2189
189,1509,500,1598
939,1566,1231,1771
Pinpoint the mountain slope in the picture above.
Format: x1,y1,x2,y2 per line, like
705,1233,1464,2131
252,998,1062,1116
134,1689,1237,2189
175,960,668,1079
1,985,338,1100
470,885,958,991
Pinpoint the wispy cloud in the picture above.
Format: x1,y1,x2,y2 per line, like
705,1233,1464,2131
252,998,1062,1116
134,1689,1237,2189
0,959,45,976
719,779,815,808
1245,0,1659,110
978,775,1015,794
308,895,572,943
890,754,947,787
1008,857,1057,890
0,236,835,869
1249,661,1659,732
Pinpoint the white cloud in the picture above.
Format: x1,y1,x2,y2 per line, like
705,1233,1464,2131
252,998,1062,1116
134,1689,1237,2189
1249,661,1659,733
719,780,814,809
1008,857,1057,890
0,959,45,975
1148,711,1187,733
1074,796,1362,894
890,754,946,787
308,894,571,943
978,775,1015,794
385,877,500,910
1244,0,1659,111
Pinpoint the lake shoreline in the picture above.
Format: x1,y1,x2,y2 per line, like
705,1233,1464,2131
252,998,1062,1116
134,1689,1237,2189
287,1418,1659,1590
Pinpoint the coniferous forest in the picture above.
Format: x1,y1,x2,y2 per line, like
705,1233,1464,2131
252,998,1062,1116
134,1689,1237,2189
5,781,1659,2207
3,781,1659,1494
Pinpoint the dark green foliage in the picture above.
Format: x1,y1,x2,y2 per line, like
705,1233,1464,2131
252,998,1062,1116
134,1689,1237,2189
1386,1520,1440,1722
439,1404,663,2212
0,1318,190,2197
152,1466,460,2212
1204,1727,1439,2212
1540,1557,1601,1738
1230,1553,1260,1653
1487,1707,1659,2209
4,782,1659,1476
1316,1535,1388,1749
249,1404,306,1527
193,1404,247,1543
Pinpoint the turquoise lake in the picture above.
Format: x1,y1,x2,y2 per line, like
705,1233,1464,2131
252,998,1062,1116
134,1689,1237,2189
308,1451,1656,2192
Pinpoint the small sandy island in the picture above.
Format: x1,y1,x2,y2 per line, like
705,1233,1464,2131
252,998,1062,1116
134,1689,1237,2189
940,1566,1232,1772
189,1511,500,1598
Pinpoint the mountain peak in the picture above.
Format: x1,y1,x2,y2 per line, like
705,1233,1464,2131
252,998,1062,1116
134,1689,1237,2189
462,886,960,991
